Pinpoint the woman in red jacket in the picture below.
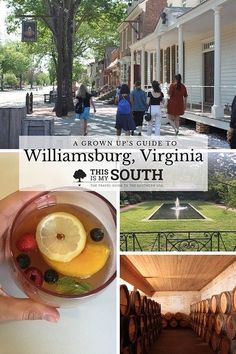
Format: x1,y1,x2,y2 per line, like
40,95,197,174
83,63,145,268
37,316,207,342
167,74,188,135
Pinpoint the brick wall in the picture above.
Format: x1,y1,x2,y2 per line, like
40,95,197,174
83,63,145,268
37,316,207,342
120,0,167,58
142,0,167,37
200,261,236,300
152,291,200,314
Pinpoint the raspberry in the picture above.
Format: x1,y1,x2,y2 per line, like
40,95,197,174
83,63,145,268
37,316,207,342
24,267,43,287
16,233,37,252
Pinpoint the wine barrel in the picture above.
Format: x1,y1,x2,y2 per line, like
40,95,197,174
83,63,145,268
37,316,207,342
143,333,150,354
204,299,210,313
199,313,204,325
211,331,221,352
147,299,153,314
128,315,138,344
146,315,151,330
175,312,184,321
120,285,130,317
215,313,227,335
203,313,209,328
197,325,202,337
139,314,147,336
130,291,141,316
169,318,178,328
197,302,201,313
211,294,220,313
200,300,205,313
141,296,148,314
148,329,154,346
220,291,232,314
232,287,236,313
201,326,206,340
208,314,215,331
226,314,236,340
231,341,236,354
179,319,190,328
164,312,173,321
121,346,131,354
161,318,168,329
156,302,161,314
220,336,231,354
205,330,211,344
120,316,138,347
120,316,126,349
130,337,143,354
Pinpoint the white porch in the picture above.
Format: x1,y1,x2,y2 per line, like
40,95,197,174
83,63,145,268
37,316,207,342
129,0,236,124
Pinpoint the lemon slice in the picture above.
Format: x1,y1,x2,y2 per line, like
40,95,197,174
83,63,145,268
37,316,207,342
36,212,86,262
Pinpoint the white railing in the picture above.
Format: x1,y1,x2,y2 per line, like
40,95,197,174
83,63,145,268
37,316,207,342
144,84,236,116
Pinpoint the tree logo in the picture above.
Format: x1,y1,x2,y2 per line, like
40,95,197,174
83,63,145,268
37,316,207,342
73,169,87,185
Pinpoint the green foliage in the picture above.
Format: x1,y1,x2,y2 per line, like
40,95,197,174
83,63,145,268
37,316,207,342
3,72,18,87
6,0,126,72
0,42,33,88
34,71,50,85
74,0,126,59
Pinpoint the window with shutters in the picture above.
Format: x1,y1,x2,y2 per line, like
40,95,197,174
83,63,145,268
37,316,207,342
160,49,163,83
171,45,176,82
165,47,171,83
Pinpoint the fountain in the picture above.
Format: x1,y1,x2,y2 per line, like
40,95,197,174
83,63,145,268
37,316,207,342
171,197,188,211
148,197,205,220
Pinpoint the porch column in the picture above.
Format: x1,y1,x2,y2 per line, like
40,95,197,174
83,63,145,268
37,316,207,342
178,24,183,78
156,36,161,82
141,45,145,89
147,51,151,87
211,6,224,118
130,49,134,90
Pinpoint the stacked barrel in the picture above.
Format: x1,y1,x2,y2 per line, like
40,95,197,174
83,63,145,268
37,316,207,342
120,284,162,354
161,312,191,329
190,287,236,354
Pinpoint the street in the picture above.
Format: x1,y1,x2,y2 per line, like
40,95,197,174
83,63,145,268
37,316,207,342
0,88,229,148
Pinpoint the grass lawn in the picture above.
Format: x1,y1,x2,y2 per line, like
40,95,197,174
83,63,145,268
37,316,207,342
120,201,236,251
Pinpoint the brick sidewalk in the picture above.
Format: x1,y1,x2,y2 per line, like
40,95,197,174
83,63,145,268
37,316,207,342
29,97,229,148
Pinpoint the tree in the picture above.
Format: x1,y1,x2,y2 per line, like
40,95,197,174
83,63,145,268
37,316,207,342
0,43,31,89
4,72,18,88
6,0,126,116
73,169,87,183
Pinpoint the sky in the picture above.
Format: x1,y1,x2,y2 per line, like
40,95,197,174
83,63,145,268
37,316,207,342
0,0,20,42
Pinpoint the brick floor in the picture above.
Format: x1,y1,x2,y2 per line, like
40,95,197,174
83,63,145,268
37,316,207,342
149,329,214,354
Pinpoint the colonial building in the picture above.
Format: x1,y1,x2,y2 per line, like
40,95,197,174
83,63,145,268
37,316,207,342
128,0,236,127
118,0,167,85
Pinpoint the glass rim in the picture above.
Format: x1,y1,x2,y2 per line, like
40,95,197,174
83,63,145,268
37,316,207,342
9,188,116,299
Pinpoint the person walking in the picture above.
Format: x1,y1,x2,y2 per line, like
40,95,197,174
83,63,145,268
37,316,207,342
75,84,96,136
130,81,147,136
115,84,136,136
146,81,164,136
227,95,236,149
167,74,188,135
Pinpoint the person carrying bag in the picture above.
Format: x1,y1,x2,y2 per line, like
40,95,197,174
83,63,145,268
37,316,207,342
146,81,164,136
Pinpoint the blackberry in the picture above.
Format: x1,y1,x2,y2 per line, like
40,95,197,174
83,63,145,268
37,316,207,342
90,228,105,242
16,254,31,269
44,269,59,283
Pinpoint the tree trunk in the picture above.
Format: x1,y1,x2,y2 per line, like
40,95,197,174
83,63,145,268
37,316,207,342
19,74,22,90
1,72,4,91
41,0,82,117
54,7,74,117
